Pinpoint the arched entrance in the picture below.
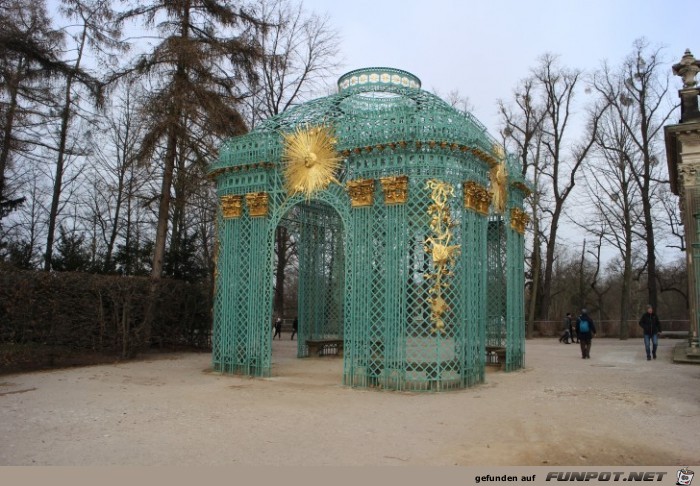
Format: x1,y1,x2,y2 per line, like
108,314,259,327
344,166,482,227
270,195,348,360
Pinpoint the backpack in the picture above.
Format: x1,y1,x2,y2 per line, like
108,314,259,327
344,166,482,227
579,316,590,333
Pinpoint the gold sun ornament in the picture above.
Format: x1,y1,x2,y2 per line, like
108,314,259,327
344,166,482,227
282,125,342,199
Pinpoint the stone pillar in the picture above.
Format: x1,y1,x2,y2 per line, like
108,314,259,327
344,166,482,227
677,129,700,352
666,49,700,359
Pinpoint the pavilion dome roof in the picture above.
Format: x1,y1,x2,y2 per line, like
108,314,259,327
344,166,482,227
211,67,522,181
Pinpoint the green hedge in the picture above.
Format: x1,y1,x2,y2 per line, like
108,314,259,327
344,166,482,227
0,266,212,361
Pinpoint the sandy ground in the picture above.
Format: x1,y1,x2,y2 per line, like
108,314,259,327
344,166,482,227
0,337,698,466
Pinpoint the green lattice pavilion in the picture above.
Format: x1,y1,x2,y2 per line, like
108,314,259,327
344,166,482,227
208,67,529,391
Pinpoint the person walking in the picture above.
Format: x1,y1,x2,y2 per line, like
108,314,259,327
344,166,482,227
291,317,298,340
568,312,578,343
559,312,573,344
576,308,596,359
273,317,283,340
639,305,662,360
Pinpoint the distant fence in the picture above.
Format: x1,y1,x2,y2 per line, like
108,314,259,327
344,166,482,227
532,320,690,338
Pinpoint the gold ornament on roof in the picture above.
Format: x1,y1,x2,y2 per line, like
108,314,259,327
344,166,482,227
282,125,342,198
424,179,461,335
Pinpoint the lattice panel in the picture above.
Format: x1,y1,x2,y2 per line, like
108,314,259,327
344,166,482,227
212,206,274,376
505,198,526,371
402,178,464,391
486,217,508,348
460,209,488,386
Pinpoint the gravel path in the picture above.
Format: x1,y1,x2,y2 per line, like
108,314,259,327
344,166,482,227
1,338,698,466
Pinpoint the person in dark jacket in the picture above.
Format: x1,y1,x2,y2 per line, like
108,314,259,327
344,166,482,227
576,308,596,359
291,317,298,340
559,312,574,344
567,312,578,343
273,317,283,340
639,305,662,360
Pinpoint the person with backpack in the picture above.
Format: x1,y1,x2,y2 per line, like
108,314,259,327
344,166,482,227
639,305,662,360
576,308,596,359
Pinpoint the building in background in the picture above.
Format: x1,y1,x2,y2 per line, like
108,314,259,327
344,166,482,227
664,49,700,363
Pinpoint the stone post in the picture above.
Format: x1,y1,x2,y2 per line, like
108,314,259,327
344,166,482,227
666,49,700,359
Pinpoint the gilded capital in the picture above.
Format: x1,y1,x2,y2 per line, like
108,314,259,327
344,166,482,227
220,195,243,219
347,179,375,207
245,192,269,217
463,181,491,215
379,175,409,205
510,208,530,235
511,181,532,197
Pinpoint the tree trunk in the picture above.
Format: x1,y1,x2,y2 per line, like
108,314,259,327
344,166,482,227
644,208,658,310
150,127,177,279
539,204,564,319
44,24,88,271
274,226,288,317
527,243,541,339
103,112,131,273
44,100,73,271
620,250,632,340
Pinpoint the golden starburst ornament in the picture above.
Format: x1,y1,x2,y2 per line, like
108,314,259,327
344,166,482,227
282,125,342,198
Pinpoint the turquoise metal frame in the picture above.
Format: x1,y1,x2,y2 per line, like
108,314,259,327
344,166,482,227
209,67,528,390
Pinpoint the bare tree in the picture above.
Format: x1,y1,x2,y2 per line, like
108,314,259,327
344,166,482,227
499,78,545,337
590,39,677,310
434,88,474,114
577,93,644,338
658,183,685,252
84,83,148,272
243,0,341,127
534,54,606,320
43,0,122,271
500,55,605,323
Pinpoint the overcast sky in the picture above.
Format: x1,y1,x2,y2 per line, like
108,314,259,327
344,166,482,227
297,0,695,264
302,0,696,135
